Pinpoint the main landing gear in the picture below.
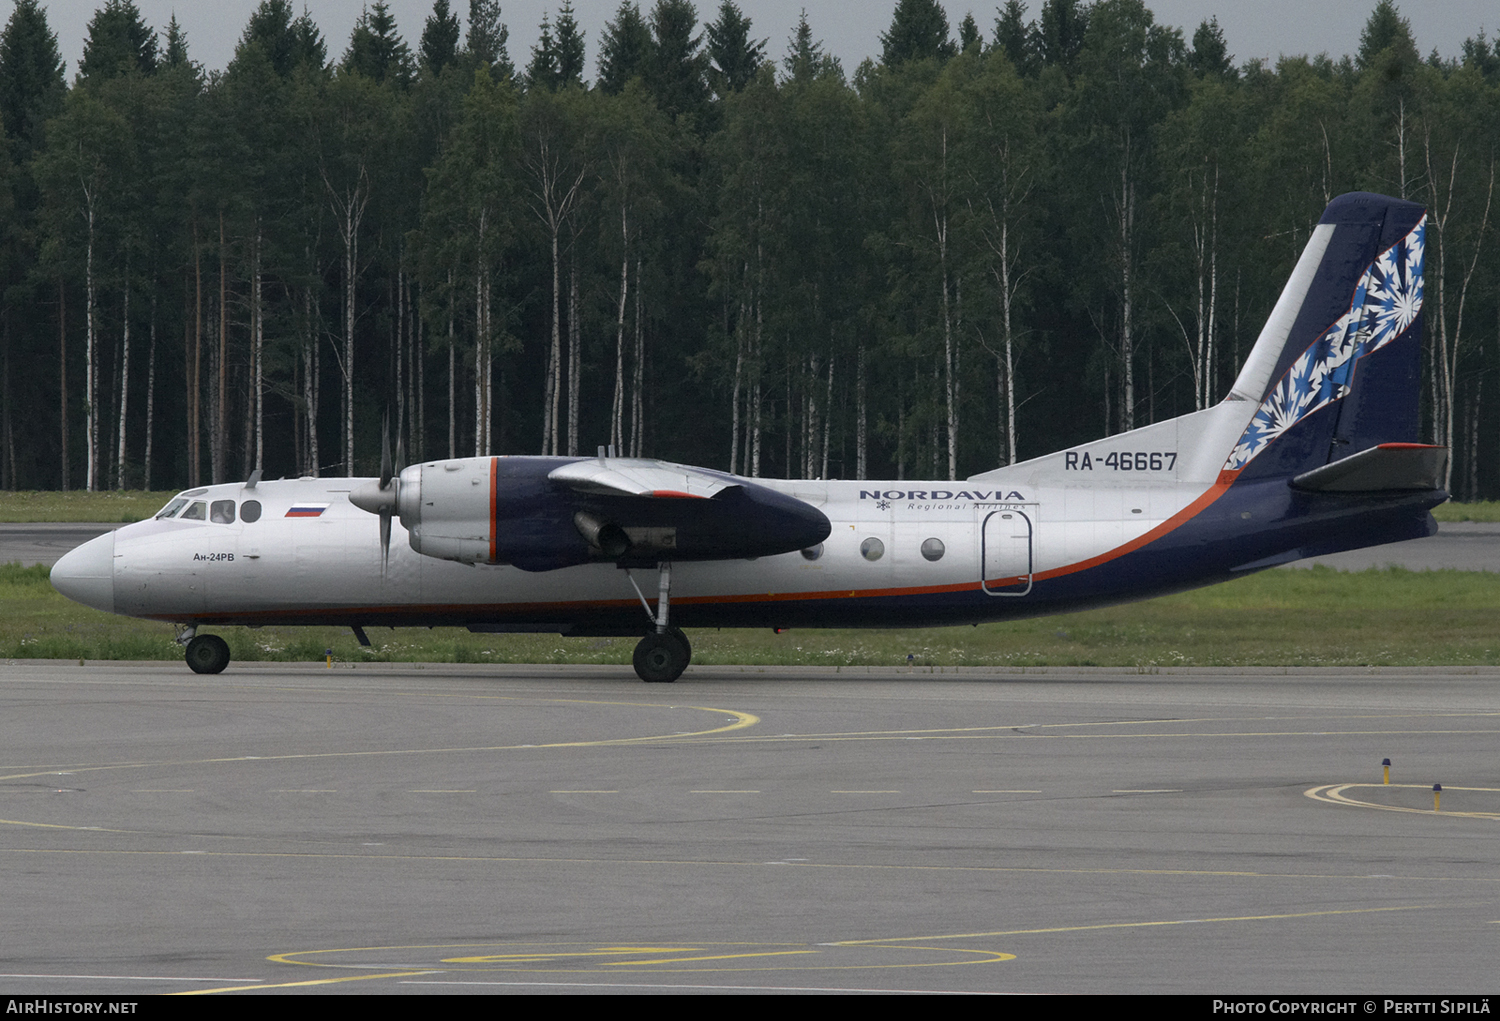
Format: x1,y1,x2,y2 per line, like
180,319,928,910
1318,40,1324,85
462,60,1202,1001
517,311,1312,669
628,561,691,683
182,629,231,675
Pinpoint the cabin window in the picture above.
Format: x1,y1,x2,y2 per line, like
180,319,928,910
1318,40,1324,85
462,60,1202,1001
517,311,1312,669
800,543,823,561
179,501,206,521
860,537,884,562
921,538,945,562
241,500,262,523
155,498,188,520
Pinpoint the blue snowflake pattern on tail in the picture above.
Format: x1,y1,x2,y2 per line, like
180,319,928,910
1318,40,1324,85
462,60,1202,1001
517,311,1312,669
1224,217,1425,472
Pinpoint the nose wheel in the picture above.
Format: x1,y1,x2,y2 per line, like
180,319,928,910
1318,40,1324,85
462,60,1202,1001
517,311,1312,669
185,633,231,674
634,627,690,683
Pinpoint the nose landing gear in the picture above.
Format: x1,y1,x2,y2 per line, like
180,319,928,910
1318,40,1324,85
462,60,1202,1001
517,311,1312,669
184,633,231,674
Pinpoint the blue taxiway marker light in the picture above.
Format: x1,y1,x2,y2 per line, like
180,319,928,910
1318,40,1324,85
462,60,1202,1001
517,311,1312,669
1383,758,1391,785
1433,783,1442,812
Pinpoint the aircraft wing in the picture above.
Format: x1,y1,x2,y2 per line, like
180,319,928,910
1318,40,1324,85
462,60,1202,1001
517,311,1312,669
360,454,828,571
547,458,741,500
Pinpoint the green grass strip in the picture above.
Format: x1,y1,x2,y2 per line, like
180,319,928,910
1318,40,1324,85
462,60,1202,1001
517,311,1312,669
0,491,179,523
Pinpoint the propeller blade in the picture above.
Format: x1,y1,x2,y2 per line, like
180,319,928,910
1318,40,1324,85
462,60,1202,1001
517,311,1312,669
380,411,393,488
379,508,391,573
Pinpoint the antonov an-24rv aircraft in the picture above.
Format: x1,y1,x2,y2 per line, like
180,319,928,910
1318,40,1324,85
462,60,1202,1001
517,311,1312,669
51,192,1446,682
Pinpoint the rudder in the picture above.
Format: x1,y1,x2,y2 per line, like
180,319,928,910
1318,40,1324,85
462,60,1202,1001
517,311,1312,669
1223,192,1425,482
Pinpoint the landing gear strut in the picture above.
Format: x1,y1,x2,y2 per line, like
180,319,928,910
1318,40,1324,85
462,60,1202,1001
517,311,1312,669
628,561,691,683
185,633,231,675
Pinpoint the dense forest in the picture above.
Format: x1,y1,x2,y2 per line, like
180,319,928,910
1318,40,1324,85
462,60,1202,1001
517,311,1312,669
0,0,1494,497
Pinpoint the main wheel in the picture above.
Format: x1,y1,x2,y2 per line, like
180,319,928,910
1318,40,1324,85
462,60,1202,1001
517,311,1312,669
633,629,690,683
185,633,231,675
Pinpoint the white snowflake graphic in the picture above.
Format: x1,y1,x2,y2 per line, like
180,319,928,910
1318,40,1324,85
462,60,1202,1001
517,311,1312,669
1225,216,1425,471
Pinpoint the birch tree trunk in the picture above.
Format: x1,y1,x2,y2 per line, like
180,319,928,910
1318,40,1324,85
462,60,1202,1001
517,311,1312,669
214,211,227,484
254,223,264,470
302,283,320,478
524,118,588,457
631,255,644,457
856,340,866,478
59,280,68,490
1425,135,1495,492
567,258,580,456
447,267,456,459
191,231,202,487
84,190,97,491
115,259,129,490
1118,158,1136,433
143,296,155,491
613,210,629,456
323,165,370,476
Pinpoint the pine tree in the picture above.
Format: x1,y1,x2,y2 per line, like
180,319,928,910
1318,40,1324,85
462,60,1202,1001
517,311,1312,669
420,0,462,75
555,3,587,86
993,0,1034,74
1461,30,1500,83
465,0,515,79
1357,0,1418,71
598,1,652,94
958,12,981,53
292,11,328,70
526,13,559,90
706,2,763,97
646,0,709,122
1036,0,1087,70
880,0,955,67
0,0,65,157
1188,17,1234,80
79,0,158,81
782,11,835,83
162,14,191,69
235,0,296,77
344,1,415,86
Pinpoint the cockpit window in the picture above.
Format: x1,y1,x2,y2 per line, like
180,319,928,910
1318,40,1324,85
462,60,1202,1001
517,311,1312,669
210,500,236,524
179,501,206,521
240,500,262,523
156,498,188,520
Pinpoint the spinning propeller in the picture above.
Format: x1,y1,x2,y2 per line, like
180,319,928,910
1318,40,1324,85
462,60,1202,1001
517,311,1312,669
349,413,404,572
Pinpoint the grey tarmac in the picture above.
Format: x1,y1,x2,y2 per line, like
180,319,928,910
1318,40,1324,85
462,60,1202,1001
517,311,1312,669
1,662,1498,995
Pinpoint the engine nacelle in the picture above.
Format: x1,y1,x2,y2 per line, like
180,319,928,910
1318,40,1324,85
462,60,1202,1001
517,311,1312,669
392,456,830,572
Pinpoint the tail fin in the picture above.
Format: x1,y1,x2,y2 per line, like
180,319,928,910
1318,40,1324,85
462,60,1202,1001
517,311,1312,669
1223,192,1426,482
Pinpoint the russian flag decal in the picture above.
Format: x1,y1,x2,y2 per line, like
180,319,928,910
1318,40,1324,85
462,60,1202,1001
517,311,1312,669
285,503,330,518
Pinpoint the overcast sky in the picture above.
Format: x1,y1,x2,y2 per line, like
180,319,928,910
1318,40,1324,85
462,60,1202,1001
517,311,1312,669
37,1,1500,81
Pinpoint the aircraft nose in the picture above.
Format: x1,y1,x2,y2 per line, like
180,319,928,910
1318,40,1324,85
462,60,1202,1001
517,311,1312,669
50,530,115,614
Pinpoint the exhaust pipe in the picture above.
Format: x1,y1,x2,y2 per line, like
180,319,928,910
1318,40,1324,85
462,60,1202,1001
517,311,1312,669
574,511,632,558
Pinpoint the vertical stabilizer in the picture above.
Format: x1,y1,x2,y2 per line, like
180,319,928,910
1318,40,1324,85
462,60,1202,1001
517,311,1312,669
1223,192,1425,481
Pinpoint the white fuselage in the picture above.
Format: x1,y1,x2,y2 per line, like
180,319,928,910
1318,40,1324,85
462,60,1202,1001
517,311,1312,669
57,399,1254,632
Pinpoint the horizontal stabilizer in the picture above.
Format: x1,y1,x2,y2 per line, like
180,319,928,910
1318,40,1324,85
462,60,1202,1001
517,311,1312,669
1290,443,1447,492
548,458,740,499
